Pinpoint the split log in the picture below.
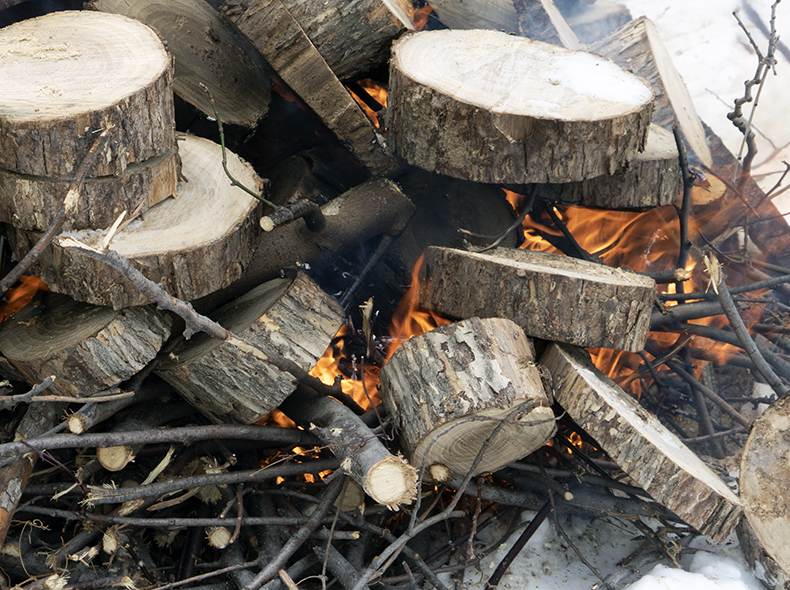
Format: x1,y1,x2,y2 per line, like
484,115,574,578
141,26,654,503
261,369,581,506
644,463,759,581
0,10,175,177
0,293,171,397
539,342,742,542
565,0,630,43
0,148,178,232
227,0,399,176
588,16,712,168
387,29,654,184
88,0,273,128
11,134,264,309
527,124,681,209
380,317,556,478
419,246,655,352
429,0,580,49
157,272,343,424
223,0,413,80
280,386,418,510
738,394,790,588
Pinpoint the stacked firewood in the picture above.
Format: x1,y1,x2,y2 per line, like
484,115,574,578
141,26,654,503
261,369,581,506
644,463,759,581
0,0,789,589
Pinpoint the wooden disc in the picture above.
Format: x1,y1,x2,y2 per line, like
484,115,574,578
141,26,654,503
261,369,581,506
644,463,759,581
0,148,178,231
387,29,654,184
0,10,175,177
0,292,171,397
157,272,343,424
19,135,264,308
380,317,556,477
739,395,790,586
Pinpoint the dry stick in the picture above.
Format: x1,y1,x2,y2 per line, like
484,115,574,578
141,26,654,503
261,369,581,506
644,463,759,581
465,186,536,253
666,361,751,428
697,363,727,459
683,426,748,444
261,200,326,233
673,124,693,274
0,377,54,410
543,201,600,264
651,300,726,329
0,125,115,296
243,476,346,590
660,270,790,301
339,234,394,308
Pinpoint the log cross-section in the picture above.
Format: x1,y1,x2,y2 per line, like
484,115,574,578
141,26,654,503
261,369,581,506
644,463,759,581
540,342,742,542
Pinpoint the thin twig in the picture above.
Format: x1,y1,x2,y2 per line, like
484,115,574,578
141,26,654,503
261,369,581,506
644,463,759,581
543,202,600,263
463,186,536,252
673,124,693,274
666,361,751,427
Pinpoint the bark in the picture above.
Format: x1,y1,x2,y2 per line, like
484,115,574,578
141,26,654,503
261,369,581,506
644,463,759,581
539,342,742,542
0,11,175,177
387,29,653,184
0,149,178,232
380,317,556,478
157,272,343,424
588,16,712,168
11,135,265,309
88,0,273,128
0,293,171,397
419,246,656,352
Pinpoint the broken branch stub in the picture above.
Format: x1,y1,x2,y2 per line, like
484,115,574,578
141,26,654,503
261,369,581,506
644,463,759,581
380,317,556,479
419,246,655,352
540,342,742,542
387,29,654,184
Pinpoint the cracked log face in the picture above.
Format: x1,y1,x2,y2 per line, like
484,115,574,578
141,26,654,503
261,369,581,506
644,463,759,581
0,10,175,178
540,343,742,542
387,29,654,184
419,246,656,352
380,317,556,478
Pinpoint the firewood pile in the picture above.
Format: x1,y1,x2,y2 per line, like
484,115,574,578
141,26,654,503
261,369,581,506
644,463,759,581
0,0,789,589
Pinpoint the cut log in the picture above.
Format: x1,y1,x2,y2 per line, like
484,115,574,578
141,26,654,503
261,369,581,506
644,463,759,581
222,0,412,80
157,272,343,424
0,293,171,398
419,246,655,352
527,124,681,209
540,342,742,542
429,0,580,49
565,0,630,44
87,0,273,128
0,148,179,232
0,10,175,178
587,16,712,168
227,0,399,176
738,394,790,588
380,317,555,478
280,386,417,510
11,135,264,309
387,29,654,184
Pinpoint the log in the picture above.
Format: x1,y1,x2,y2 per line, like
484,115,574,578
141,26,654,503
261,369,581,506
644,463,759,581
587,16,712,168
0,293,171,398
0,10,176,178
87,0,273,128
565,0,630,44
387,29,654,184
0,148,179,232
12,134,265,309
527,123,681,209
380,317,556,478
539,342,742,542
738,394,790,588
429,0,581,49
157,272,343,424
419,246,655,352
227,0,399,176
280,386,418,510
222,0,413,80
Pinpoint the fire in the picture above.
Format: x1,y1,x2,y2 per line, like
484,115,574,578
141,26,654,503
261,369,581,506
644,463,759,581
407,5,434,31
348,79,387,129
0,275,48,322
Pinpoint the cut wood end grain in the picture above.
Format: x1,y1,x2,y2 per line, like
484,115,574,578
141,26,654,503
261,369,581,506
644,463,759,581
364,454,418,510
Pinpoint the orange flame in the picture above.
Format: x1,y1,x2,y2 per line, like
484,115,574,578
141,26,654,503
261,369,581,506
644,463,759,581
403,4,434,31
0,275,48,322
348,79,387,129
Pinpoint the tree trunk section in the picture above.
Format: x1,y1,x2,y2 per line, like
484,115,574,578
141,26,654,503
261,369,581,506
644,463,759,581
88,0,273,128
11,135,265,309
280,386,418,510
419,246,655,352
0,293,171,397
387,29,654,184
587,16,712,168
527,124,681,209
0,148,178,232
157,272,343,424
540,342,742,542
380,317,556,478
0,11,175,178
222,0,413,80
738,394,790,587
227,0,399,176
